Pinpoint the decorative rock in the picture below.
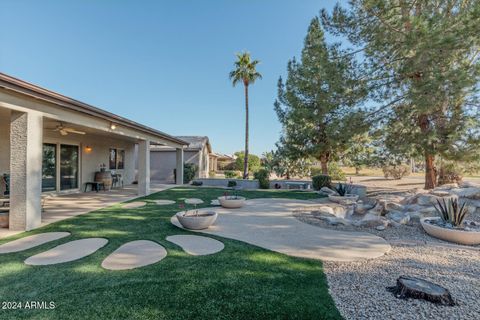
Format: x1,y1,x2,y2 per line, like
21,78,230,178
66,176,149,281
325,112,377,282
210,199,220,206
122,201,147,209
25,238,108,265
434,183,458,190
384,202,404,212
354,201,376,215
166,235,224,255
0,232,71,254
430,190,450,197
417,194,438,206
320,187,337,195
356,213,386,228
387,275,455,306
449,187,480,199
459,181,480,188
387,211,410,225
101,240,167,270
184,198,204,205
409,211,425,222
419,206,437,214
316,206,335,216
375,225,386,231
154,200,175,205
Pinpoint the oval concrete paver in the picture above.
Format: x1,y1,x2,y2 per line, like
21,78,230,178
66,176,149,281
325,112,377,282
171,198,391,262
154,200,176,205
122,201,147,209
0,232,71,254
24,238,108,265
166,235,224,256
101,240,167,270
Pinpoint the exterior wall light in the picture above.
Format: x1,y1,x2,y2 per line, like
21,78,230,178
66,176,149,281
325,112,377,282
110,123,117,130
85,146,93,153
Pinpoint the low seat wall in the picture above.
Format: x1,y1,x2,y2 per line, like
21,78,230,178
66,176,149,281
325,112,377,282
192,178,259,190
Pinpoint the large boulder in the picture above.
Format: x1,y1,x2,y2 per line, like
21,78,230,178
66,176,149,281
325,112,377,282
319,187,338,196
459,181,480,188
434,183,458,190
449,187,480,199
354,213,388,228
387,211,411,225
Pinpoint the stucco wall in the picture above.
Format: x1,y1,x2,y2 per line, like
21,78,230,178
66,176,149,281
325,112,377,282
150,150,201,182
0,108,10,176
43,130,136,190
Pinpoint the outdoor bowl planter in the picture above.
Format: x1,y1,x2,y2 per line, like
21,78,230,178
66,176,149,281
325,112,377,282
218,196,246,209
420,217,480,245
176,211,218,230
328,194,359,204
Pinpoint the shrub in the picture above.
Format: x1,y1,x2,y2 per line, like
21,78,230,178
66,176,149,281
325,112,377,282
227,180,237,188
253,169,270,189
438,163,463,185
328,162,346,181
224,170,237,178
312,175,332,191
434,198,468,227
382,165,411,180
183,163,198,184
311,164,346,181
191,180,203,186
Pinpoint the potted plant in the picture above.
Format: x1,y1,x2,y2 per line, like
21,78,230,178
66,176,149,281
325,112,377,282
421,198,480,245
328,183,359,204
218,188,246,208
176,199,217,230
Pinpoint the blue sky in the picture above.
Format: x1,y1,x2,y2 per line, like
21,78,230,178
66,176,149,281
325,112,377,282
0,0,340,155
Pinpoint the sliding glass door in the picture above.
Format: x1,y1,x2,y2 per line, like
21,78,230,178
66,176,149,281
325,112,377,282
42,144,57,192
60,144,79,190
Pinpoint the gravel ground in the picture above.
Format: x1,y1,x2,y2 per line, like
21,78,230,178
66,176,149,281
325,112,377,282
294,211,480,320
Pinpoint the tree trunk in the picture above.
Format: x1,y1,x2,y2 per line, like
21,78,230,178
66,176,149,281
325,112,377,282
418,114,436,189
424,152,437,189
355,166,360,175
319,155,328,175
243,84,249,179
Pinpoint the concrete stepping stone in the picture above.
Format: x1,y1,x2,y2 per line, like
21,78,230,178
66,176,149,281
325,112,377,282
0,232,70,254
166,235,224,256
122,201,147,209
24,238,108,265
154,200,176,205
101,240,167,270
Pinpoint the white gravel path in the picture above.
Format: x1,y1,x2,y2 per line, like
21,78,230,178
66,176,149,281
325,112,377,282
295,211,480,320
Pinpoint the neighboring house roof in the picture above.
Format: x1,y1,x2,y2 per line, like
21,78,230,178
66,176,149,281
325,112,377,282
0,73,188,146
151,136,212,153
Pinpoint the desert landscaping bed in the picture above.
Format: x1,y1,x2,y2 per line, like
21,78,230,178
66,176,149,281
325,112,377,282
294,194,480,319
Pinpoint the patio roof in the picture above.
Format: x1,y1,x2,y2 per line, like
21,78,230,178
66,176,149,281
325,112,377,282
0,73,188,146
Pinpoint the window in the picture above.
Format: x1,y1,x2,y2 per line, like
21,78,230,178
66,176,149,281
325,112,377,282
42,144,56,192
109,148,117,170
117,149,125,169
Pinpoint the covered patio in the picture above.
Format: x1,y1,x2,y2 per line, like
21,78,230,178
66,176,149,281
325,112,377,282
0,73,188,234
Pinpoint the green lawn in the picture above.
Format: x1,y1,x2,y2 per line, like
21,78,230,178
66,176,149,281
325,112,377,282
0,187,341,320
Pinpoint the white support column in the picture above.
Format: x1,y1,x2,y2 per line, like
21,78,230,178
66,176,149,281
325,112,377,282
9,111,43,231
176,148,184,185
137,140,150,196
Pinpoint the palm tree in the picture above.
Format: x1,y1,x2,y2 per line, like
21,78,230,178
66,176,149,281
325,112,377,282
229,52,262,179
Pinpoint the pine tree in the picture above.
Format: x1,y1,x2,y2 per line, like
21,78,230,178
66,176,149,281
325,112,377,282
275,17,367,175
322,0,480,188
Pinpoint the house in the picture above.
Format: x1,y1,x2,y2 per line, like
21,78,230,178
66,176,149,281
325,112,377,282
150,136,214,182
0,73,188,232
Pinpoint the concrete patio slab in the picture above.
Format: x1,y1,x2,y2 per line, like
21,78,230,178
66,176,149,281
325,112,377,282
24,238,108,265
0,232,70,254
154,200,176,205
166,235,224,255
171,198,391,262
0,183,175,239
122,201,147,209
101,240,167,270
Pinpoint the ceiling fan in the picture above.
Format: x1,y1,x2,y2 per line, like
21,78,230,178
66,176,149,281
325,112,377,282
51,123,86,136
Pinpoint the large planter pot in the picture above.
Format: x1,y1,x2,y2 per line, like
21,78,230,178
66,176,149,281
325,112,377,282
218,196,246,209
0,212,9,228
420,217,480,245
95,171,112,190
328,194,359,204
176,211,217,230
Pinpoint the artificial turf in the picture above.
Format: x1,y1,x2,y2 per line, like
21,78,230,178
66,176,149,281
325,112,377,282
0,187,342,320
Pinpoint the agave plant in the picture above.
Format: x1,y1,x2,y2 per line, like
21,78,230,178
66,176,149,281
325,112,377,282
434,198,469,227
334,183,353,196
